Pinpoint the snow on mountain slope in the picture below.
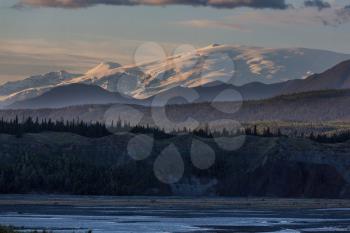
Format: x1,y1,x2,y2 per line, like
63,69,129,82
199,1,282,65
0,71,80,96
65,45,350,99
0,71,81,106
85,62,122,76
8,83,142,109
1,44,350,106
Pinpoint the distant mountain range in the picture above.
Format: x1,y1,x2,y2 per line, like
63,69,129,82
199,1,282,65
3,88,350,128
8,84,143,109
1,44,350,107
6,58,350,109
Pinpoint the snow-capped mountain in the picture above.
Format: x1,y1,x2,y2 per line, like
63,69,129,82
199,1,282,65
1,44,350,106
7,58,350,109
85,62,122,76
0,70,80,97
8,83,142,109
0,71,81,106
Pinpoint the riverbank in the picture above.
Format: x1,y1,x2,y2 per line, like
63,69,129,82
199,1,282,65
1,194,350,210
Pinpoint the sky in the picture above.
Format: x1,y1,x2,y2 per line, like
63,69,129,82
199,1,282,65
0,0,350,83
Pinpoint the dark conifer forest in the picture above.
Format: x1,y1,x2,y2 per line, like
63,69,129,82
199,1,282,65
1,116,350,143
0,117,349,197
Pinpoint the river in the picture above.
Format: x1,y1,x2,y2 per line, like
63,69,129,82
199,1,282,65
0,195,350,232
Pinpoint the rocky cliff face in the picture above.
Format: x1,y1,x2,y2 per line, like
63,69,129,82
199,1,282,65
0,132,349,198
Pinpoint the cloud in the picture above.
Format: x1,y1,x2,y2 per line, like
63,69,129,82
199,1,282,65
317,5,350,26
0,38,132,83
304,0,331,10
0,39,101,83
302,1,350,26
0,38,184,83
224,9,332,27
218,5,350,28
15,0,289,9
177,19,250,31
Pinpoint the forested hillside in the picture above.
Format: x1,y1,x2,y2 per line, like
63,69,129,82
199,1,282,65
0,131,349,198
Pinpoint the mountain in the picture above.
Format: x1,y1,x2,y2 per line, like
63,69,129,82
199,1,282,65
7,83,141,109
6,81,285,108
151,89,350,127
280,59,350,94
1,45,349,106
154,59,350,104
0,71,81,107
0,70,80,97
3,89,350,127
85,62,122,76
7,58,350,109
148,81,286,105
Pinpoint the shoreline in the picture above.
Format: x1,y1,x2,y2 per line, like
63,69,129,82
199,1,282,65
0,194,350,210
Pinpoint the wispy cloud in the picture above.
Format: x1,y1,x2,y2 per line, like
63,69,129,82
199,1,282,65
304,0,331,11
177,19,251,32
321,5,350,26
176,7,343,32
224,9,330,26
15,0,289,9
0,38,186,83
0,38,137,83
217,6,350,29
0,39,100,83
176,2,350,33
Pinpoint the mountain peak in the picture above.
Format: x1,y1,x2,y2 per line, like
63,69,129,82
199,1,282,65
46,70,74,79
208,43,221,48
58,70,69,75
86,62,122,76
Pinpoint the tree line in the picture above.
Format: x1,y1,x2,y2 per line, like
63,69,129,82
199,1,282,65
0,116,349,143
0,116,110,138
309,130,350,143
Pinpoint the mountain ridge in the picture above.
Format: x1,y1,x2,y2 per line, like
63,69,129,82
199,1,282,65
6,58,350,109
1,44,350,106
3,88,350,127
7,83,143,109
